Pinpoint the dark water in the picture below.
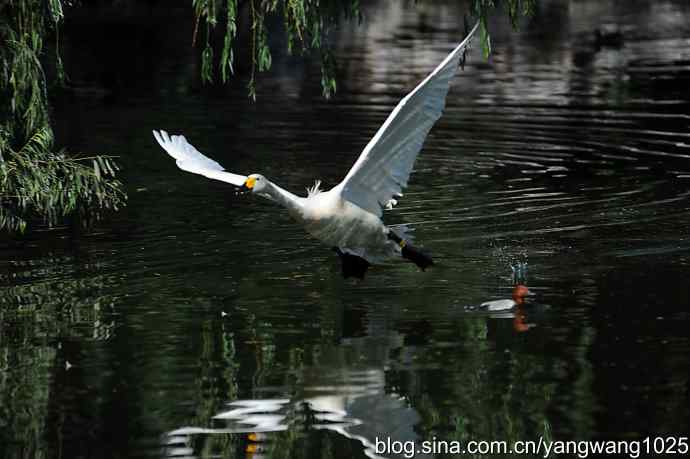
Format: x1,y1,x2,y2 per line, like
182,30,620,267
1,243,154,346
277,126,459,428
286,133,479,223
3,0,690,457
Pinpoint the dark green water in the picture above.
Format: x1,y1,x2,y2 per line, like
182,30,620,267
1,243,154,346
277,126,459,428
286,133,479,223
2,1,690,458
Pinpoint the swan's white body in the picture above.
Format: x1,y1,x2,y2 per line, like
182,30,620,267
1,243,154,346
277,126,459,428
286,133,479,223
301,186,395,261
153,24,478,267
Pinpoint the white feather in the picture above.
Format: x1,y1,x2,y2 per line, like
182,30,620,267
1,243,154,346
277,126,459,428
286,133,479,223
306,180,322,198
337,23,479,216
152,130,247,187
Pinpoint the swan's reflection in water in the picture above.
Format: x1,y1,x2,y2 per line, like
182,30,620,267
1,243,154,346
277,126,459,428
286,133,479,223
163,336,426,459
162,296,547,459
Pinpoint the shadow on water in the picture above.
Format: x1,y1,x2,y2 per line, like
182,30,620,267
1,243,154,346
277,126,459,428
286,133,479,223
2,0,690,457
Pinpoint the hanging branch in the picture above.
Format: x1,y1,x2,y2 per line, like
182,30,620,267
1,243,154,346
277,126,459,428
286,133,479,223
0,0,126,233
193,0,362,100
192,0,534,99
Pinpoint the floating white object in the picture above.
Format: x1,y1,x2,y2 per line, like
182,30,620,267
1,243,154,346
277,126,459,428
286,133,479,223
480,298,518,312
479,285,531,311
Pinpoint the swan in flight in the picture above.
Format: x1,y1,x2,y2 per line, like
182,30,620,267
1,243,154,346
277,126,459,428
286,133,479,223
153,23,478,279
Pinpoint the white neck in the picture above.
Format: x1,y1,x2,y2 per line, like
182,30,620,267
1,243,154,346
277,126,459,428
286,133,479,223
261,180,304,216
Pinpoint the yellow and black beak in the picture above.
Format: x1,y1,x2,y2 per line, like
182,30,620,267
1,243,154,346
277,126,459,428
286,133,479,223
240,176,256,192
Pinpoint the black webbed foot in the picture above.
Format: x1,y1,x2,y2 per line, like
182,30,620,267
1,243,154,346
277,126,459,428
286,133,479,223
387,231,434,271
333,248,370,280
401,244,434,270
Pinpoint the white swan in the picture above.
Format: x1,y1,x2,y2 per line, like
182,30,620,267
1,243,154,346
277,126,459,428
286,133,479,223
153,23,478,279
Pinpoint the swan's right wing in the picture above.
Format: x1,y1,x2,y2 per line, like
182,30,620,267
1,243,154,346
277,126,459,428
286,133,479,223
337,24,478,217
153,130,247,186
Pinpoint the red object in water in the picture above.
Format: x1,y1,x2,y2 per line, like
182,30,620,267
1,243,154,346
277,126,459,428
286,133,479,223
512,285,530,305
512,285,531,332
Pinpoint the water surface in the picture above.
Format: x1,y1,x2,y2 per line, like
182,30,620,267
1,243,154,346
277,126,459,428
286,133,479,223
2,0,690,457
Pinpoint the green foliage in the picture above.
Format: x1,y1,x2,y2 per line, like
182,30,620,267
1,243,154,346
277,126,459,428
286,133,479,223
471,0,537,58
0,128,125,233
193,0,361,100
0,0,126,234
193,0,535,99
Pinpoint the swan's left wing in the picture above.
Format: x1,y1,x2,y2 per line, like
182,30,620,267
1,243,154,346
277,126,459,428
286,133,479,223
153,130,247,186
338,23,478,217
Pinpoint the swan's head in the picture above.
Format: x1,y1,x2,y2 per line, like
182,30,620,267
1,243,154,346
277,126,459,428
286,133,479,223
242,174,268,194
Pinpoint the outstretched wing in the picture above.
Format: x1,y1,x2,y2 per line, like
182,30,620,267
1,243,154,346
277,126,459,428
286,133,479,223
152,130,247,186
338,23,478,216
